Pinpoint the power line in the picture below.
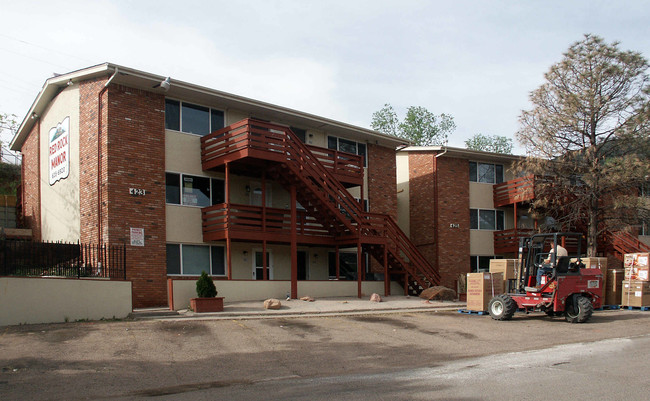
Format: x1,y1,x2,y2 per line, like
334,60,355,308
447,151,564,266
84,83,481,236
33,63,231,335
0,33,94,64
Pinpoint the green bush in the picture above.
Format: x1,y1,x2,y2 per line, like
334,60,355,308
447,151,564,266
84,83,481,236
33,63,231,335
196,271,217,298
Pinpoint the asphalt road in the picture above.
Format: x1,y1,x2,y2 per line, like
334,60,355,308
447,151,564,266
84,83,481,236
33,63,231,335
1,309,650,400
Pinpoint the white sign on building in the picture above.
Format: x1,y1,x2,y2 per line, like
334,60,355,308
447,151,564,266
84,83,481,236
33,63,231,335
49,116,70,185
130,227,145,247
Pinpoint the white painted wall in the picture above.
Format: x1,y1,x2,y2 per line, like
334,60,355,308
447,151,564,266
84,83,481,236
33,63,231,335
40,86,80,242
170,279,403,310
0,277,132,326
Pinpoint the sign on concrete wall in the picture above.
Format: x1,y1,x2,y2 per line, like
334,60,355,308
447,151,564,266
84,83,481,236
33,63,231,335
49,116,70,185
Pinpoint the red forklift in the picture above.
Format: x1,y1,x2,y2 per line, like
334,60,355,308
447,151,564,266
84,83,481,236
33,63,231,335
488,232,603,323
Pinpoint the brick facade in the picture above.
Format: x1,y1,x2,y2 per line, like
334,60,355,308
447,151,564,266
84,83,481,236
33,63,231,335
367,144,397,220
435,156,470,289
78,80,167,307
408,152,470,289
20,123,41,241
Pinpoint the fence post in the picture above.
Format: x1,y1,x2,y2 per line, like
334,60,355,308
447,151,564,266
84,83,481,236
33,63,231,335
123,243,127,280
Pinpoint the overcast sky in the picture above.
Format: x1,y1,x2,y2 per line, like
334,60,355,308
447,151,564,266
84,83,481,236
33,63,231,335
2,1,650,153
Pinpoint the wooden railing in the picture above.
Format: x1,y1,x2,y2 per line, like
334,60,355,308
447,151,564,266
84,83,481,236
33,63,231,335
201,119,440,287
494,228,535,254
202,203,331,241
493,175,536,207
201,121,363,184
606,230,650,257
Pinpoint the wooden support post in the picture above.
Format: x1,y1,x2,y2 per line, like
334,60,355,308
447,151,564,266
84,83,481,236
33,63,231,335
263,240,268,280
291,185,298,298
335,245,340,280
404,273,409,296
357,240,362,298
262,172,268,281
384,245,389,296
227,236,232,280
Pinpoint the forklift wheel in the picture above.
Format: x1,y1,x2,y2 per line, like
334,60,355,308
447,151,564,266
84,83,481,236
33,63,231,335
564,295,593,323
488,294,517,321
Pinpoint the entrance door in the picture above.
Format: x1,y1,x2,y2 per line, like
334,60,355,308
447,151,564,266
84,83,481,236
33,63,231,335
250,181,272,207
297,251,308,280
253,249,273,280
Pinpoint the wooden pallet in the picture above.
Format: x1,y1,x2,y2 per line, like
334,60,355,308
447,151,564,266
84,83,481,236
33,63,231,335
622,306,650,311
457,309,487,315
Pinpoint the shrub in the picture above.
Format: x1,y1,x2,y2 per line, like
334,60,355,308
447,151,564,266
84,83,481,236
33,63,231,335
196,271,217,298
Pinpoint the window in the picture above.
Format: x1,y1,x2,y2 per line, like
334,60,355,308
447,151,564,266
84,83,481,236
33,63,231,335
470,256,502,272
165,99,225,136
469,161,504,184
470,209,505,230
327,136,367,167
166,173,224,207
166,244,226,276
290,127,307,143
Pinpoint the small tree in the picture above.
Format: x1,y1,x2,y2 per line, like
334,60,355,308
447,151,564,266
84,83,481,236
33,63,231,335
196,271,217,298
516,34,650,256
465,134,513,154
371,104,455,146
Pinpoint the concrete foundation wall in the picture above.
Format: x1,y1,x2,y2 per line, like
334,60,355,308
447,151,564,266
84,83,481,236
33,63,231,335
0,277,132,326
169,279,403,310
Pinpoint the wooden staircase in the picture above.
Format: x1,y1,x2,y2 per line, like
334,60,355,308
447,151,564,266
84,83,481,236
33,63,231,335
201,119,440,291
603,230,650,261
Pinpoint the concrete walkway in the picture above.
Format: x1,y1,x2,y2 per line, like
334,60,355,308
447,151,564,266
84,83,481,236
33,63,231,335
131,295,467,321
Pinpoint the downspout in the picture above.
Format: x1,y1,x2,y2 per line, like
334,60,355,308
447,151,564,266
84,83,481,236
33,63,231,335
97,67,118,244
433,146,448,279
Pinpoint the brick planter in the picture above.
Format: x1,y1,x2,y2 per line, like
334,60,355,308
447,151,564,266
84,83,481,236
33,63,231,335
190,297,224,313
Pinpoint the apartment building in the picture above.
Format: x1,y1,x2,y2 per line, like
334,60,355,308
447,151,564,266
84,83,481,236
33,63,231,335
10,63,437,308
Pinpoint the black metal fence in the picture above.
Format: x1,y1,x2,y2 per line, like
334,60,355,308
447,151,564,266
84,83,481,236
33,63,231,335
0,240,126,279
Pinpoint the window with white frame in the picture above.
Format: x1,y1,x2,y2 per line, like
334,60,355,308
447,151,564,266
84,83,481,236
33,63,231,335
165,99,225,136
470,209,505,230
469,161,504,184
166,173,225,207
327,136,367,167
166,244,226,276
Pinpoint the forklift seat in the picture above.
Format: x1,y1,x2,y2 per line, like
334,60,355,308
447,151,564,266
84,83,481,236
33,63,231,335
555,256,571,274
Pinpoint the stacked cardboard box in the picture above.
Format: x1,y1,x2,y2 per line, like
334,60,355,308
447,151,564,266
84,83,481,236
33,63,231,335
466,272,504,312
624,253,650,282
622,280,650,307
606,269,624,306
489,259,518,292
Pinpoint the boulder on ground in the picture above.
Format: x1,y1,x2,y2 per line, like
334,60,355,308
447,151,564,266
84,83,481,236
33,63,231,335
300,296,315,302
369,293,382,302
419,286,456,301
263,298,282,309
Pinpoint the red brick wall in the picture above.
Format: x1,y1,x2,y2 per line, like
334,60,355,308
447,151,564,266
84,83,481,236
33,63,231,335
20,123,41,241
408,152,470,289
436,156,470,289
367,144,397,220
105,84,166,307
79,79,167,307
79,77,107,243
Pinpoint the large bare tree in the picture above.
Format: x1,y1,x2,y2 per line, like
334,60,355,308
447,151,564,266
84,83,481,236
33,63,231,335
516,34,650,256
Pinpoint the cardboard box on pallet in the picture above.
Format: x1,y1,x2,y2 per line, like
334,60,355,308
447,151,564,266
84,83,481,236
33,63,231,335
624,253,650,281
466,272,504,312
489,259,518,280
605,269,624,306
621,280,650,307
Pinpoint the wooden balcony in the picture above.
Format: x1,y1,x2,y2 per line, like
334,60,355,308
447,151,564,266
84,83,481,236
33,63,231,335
493,175,536,207
493,228,535,254
202,203,338,245
201,119,364,186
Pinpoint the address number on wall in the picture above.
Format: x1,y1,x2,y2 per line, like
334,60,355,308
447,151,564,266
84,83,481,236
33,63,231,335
129,188,147,196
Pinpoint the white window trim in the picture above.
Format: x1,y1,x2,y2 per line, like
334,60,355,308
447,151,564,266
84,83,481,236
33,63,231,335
167,243,227,277
166,171,225,208
469,161,504,184
470,208,505,231
165,98,226,137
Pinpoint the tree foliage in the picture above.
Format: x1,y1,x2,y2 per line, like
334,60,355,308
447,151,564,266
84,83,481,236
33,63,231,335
0,113,18,147
465,133,513,154
516,34,650,255
371,104,455,146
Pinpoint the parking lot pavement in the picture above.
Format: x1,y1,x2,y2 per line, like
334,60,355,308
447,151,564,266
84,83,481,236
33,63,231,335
132,295,466,320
